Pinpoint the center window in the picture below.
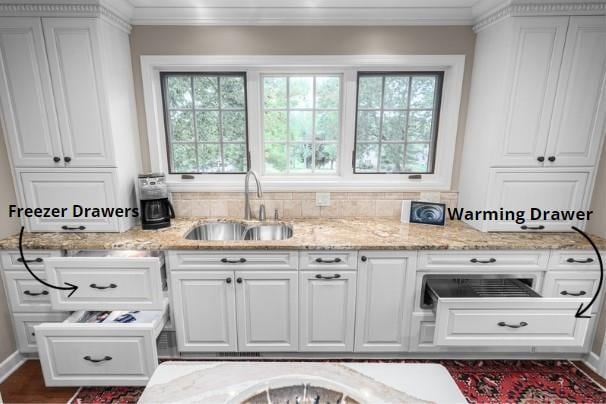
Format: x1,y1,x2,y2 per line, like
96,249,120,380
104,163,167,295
262,74,342,175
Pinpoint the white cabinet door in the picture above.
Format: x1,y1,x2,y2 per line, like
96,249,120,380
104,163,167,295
235,271,298,352
496,17,569,166
19,170,120,232
485,168,590,232
42,18,114,167
299,271,356,352
170,271,237,352
355,253,413,352
546,16,606,167
0,18,63,167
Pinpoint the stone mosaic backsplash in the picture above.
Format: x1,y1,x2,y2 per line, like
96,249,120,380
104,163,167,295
172,191,458,219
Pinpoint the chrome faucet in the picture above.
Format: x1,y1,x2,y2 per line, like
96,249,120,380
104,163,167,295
244,170,263,220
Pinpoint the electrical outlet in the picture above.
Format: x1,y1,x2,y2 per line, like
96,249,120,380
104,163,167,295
316,192,331,207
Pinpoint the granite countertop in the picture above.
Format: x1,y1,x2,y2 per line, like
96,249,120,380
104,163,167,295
1,218,605,251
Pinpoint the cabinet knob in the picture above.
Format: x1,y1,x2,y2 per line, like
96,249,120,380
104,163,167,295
64,156,72,163
226,277,232,284
548,156,556,162
53,157,61,163
537,156,545,162
236,277,243,284
361,256,367,262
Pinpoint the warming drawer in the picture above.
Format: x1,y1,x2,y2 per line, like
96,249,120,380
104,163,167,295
424,276,591,347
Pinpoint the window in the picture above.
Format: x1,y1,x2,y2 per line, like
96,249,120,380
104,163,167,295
354,72,443,174
262,75,341,175
161,72,249,173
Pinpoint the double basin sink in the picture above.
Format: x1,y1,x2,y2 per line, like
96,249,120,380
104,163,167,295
185,221,293,241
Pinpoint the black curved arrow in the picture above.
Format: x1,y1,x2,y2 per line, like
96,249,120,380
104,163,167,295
18,227,78,298
572,226,603,319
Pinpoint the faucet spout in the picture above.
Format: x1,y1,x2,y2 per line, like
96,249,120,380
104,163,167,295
244,170,263,220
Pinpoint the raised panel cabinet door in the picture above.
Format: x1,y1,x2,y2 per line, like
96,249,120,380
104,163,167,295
235,271,298,351
496,17,569,166
42,18,114,167
299,271,356,352
19,170,120,232
0,18,63,167
485,168,590,232
354,253,413,352
546,16,606,167
170,271,237,352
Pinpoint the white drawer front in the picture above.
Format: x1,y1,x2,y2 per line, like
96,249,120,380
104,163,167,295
549,251,604,271
434,297,590,347
13,313,69,353
543,271,601,313
19,170,120,232
418,250,549,271
37,336,153,386
299,251,358,270
1,250,61,271
4,271,52,312
45,257,164,310
168,251,298,271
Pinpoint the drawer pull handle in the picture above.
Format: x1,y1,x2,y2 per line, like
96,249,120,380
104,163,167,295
567,258,594,264
23,290,48,296
89,283,117,290
315,258,342,264
561,290,587,296
521,225,545,230
470,258,496,264
83,355,112,363
221,258,246,264
315,274,341,280
498,321,528,329
17,257,43,263
61,225,86,231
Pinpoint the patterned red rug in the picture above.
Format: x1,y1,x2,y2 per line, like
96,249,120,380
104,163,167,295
69,360,606,403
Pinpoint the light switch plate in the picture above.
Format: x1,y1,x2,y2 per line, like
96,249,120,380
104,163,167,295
316,192,331,207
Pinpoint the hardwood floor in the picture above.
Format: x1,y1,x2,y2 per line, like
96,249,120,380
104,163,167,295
574,360,606,388
0,360,77,404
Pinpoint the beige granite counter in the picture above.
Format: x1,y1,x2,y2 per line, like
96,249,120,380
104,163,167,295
1,218,605,251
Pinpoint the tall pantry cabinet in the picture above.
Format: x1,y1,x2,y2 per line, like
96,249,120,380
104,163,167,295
0,11,139,232
459,15,606,232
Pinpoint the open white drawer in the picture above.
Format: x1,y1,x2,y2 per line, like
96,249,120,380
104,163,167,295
35,300,168,386
426,277,591,347
44,252,164,311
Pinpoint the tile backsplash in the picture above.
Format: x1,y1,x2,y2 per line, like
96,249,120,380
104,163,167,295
172,192,458,219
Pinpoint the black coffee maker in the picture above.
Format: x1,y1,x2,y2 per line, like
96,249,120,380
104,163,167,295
137,173,174,230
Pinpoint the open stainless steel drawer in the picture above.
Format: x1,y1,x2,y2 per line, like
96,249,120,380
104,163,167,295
424,276,591,347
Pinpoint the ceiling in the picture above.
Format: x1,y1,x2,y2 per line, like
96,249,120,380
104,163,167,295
106,0,515,25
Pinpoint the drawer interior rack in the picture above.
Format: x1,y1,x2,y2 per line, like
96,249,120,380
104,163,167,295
423,276,540,311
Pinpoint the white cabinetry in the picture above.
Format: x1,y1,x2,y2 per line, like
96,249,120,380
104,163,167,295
459,15,606,232
170,271,237,352
299,271,356,352
235,271,298,352
354,252,414,352
0,14,140,232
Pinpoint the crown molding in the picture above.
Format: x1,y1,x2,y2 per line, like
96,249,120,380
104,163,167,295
473,2,606,32
0,2,132,32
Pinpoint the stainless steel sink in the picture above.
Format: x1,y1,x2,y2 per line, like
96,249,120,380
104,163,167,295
243,224,293,241
185,222,247,241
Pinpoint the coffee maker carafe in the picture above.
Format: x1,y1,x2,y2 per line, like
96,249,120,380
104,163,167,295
137,173,174,230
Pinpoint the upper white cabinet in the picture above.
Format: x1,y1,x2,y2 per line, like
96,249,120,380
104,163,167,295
0,18,63,167
546,16,606,166
42,18,114,167
496,17,569,166
459,15,606,232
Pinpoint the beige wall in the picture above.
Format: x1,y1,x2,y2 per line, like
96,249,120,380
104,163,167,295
0,137,19,362
130,25,475,190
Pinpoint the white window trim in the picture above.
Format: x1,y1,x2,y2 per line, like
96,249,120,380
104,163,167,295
141,55,465,192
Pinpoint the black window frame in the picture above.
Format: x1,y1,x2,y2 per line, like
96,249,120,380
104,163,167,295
353,71,444,175
160,71,250,175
